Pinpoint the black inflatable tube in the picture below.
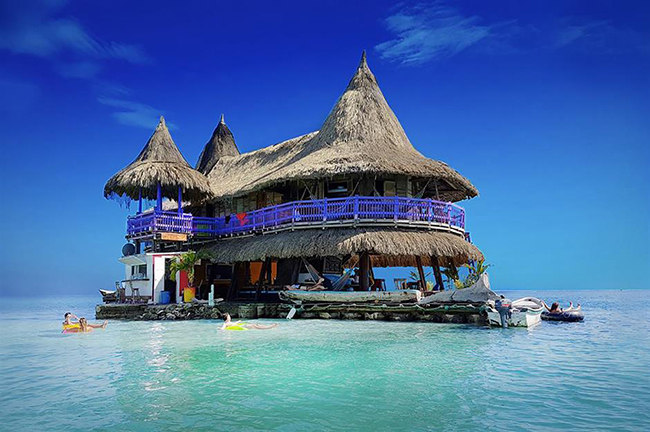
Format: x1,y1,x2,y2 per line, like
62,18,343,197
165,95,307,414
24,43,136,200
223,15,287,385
541,310,584,322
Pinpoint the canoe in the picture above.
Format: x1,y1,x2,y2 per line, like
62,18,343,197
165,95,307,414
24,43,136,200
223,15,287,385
278,289,422,304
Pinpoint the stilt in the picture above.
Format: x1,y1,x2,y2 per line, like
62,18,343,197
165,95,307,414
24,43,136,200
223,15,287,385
359,251,370,291
227,262,240,301
431,256,444,291
255,259,269,300
415,256,426,290
156,182,162,210
177,185,183,215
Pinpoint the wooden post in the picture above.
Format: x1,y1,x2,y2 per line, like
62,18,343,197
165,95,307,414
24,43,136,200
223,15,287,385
415,256,426,291
138,188,142,214
227,262,240,301
156,182,162,211
431,256,444,291
255,259,269,300
177,186,182,215
359,251,370,291
266,258,273,284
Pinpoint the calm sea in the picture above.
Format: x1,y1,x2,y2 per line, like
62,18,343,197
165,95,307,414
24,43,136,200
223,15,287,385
0,290,648,432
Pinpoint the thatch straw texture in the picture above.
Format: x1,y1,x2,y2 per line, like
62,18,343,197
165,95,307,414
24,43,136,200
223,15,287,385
207,52,477,202
201,228,483,268
195,115,240,175
104,117,214,203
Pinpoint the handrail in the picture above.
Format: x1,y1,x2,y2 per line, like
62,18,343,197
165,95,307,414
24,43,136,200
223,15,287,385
127,196,466,238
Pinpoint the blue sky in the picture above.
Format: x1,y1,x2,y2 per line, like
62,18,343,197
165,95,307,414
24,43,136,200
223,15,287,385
0,0,648,296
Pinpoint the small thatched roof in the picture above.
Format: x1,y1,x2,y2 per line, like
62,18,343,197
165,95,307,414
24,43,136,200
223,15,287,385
201,228,483,268
104,117,214,203
196,114,240,175
208,52,477,202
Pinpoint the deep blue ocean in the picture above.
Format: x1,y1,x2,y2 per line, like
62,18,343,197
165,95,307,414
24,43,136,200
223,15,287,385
0,289,648,431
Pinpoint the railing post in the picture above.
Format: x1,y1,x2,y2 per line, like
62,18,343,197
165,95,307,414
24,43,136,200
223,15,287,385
447,203,452,227
323,198,328,224
394,196,399,222
353,195,359,223
427,198,433,227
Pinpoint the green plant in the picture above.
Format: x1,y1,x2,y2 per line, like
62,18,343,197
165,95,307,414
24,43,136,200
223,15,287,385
409,270,432,282
440,260,492,289
169,251,208,287
458,259,492,289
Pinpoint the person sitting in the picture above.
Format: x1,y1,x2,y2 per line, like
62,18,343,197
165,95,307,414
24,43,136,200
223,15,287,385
543,301,580,313
64,317,107,333
63,312,79,326
220,313,277,330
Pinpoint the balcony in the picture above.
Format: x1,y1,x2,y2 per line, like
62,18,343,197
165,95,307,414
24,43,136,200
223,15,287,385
126,196,466,240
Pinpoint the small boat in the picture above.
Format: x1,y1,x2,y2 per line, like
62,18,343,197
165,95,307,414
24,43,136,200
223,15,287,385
487,297,544,328
99,289,117,303
278,289,422,304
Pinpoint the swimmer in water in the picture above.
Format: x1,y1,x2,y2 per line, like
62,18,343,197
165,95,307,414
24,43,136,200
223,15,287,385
220,313,277,330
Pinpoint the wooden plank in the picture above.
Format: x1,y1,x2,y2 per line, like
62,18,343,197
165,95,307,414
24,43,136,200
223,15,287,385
159,232,188,242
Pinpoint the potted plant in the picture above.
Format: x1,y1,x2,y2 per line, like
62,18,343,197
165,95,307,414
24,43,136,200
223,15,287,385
169,251,208,302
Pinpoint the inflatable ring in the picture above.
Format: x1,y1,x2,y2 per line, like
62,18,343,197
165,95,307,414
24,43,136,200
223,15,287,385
541,310,584,322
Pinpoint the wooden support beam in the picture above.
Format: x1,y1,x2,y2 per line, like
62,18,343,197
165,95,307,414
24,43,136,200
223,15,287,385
415,256,426,290
359,251,370,291
226,262,240,301
431,256,444,291
255,258,269,300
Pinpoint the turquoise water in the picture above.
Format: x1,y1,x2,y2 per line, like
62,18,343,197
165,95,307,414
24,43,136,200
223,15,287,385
0,290,648,431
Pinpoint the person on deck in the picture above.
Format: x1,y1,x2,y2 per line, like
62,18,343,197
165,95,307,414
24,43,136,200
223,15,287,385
221,313,277,330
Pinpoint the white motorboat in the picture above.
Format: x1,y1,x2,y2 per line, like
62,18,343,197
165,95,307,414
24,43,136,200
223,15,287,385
487,297,544,328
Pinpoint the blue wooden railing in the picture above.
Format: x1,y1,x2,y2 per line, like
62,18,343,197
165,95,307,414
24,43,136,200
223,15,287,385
127,196,466,238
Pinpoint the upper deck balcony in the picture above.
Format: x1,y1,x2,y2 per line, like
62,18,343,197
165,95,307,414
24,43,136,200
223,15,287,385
126,196,467,241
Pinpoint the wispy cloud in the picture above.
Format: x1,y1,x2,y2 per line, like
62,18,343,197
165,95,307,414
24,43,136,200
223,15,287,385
555,19,650,54
0,0,150,77
98,98,176,130
0,1,160,129
376,2,650,65
375,2,494,64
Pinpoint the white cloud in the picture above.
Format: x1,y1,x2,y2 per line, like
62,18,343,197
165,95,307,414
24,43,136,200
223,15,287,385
0,1,150,68
375,2,493,64
97,98,176,130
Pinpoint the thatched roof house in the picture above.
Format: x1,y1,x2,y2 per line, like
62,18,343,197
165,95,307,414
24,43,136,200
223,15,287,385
206,52,477,202
104,116,213,203
196,114,240,175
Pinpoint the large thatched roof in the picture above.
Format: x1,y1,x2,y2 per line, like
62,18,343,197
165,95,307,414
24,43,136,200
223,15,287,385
195,115,240,175
207,52,478,202
104,117,214,203
201,228,483,268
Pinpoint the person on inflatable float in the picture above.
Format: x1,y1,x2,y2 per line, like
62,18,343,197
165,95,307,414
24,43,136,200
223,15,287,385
221,313,277,330
543,301,581,313
63,317,107,333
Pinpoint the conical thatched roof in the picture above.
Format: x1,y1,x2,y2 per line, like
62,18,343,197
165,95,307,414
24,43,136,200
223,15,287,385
104,117,214,203
207,52,477,202
201,228,483,268
196,114,240,175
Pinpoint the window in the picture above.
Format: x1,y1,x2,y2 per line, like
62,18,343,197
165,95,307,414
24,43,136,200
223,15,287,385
384,181,396,197
131,264,147,279
326,180,349,197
